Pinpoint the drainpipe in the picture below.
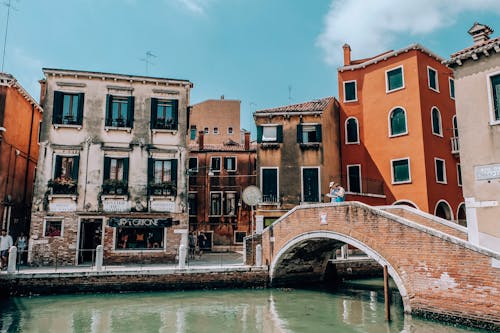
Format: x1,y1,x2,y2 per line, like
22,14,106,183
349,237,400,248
23,104,35,204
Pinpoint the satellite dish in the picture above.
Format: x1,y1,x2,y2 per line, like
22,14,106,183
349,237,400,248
242,186,262,206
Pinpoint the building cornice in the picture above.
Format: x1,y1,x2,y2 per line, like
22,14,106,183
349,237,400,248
0,72,43,113
445,37,500,67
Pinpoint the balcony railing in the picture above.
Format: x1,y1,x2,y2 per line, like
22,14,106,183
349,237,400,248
148,182,177,196
102,180,128,195
261,194,278,204
451,136,459,155
48,178,78,195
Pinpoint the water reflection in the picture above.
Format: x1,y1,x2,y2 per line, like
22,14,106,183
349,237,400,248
0,283,487,333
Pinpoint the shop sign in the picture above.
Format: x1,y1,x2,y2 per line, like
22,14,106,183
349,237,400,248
49,202,76,212
103,199,130,212
475,164,500,180
150,200,176,212
108,217,175,228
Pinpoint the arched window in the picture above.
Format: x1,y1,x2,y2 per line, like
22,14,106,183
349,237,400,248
452,115,458,137
435,200,453,220
345,117,359,143
457,203,467,227
389,107,407,136
431,107,442,136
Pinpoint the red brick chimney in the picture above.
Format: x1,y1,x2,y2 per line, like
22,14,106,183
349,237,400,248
244,132,250,151
198,130,204,150
343,44,351,66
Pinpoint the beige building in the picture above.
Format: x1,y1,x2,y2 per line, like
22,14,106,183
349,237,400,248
30,68,193,265
446,23,500,253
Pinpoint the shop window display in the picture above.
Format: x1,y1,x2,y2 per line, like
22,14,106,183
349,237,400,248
116,227,164,250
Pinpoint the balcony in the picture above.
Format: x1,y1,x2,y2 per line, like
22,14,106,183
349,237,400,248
261,194,279,204
102,179,128,195
451,137,459,155
47,178,78,195
148,181,177,196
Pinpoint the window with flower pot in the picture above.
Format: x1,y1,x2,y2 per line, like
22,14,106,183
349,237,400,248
105,95,134,128
150,98,178,130
102,157,129,194
148,158,177,196
52,91,84,126
49,155,79,194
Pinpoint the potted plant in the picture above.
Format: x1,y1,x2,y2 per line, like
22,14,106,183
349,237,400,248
48,177,77,194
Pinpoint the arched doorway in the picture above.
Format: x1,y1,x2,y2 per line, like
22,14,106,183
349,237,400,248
457,203,467,227
435,200,453,220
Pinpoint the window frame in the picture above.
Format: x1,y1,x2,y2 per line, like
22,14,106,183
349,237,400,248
385,65,405,93
213,127,219,135
343,80,358,102
188,191,197,216
297,123,322,144
224,191,237,216
114,227,165,251
105,95,134,129
204,127,209,134
487,70,500,125
388,106,408,137
391,157,411,184
456,163,462,187
210,156,221,172
434,157,447,184
188,157,198,172
347,164,362,193
151,98,178,130
224,156,237,172
53,154,80,182
260,167,279,203
52,91,84,127
449,77,455,100
427,66,440,92
261,125,278,142
234,231,247,244
209,191,223,216
345,117,360,144
301,166,321,203
431,107,443,137
43,218,64,238
228,127,233,135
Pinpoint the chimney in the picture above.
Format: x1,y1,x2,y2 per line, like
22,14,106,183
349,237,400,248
244,132,250,151
39,79,47,106
343,44,351,66
198,130,204,150
468,22,493,45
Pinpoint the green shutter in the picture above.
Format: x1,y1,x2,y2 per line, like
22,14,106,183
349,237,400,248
277,125,283,143
71,156,80,182
296,124,303,143
315,125,322,142
257,126,263,143
171,159,178,187
103,157,111,180
150,98,158,129
148,158,154,183
123,158,129,182
52,91,63,124
77,93,84,125
127,96,135,128
492,75,500,120
54,155,62,178
172,100,179,130
105,95,112,126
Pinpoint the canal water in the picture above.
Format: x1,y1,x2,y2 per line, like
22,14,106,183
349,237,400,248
0,279,486,333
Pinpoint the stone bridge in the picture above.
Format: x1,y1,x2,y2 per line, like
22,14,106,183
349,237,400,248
250,202,500,330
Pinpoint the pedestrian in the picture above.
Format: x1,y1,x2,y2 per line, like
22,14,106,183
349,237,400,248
334,183,346,202
197,232,207,256
326,182,338,202
0,229,13,270
188,232,196,259
15,232,27,265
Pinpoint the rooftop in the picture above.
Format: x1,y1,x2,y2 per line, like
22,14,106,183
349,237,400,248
0,72,43,112
254,97,335,115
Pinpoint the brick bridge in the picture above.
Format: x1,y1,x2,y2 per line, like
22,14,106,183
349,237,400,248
250,202,500,329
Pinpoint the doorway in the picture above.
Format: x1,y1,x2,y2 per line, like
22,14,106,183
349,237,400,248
78,218,103,264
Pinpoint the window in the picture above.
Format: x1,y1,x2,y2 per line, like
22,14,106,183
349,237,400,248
44,220,62,237
228,127,233,134
449,78,455,99
347,165,361,193
435,201,453,220
431,107,442,136
116,227,164,250
148,159,177,195
389,107,407,136
210,157,221,172
204,127,209,134
210,192,222,216
190,126,197,140
452,115,459,137
386,66,404,92
435,158,447,184
297,124,322,143
234,231,246,244
391,158,411,184
213,127,219,134
188,157,198,172
428,67,439,92
345,117,359,144
224,192,237,215
52,91,84,125
151,98,178,130
54,155,79,181
344,80,357,102
103,157,129,194
257,125,283,143
106,95,134,128
188,192,197,216
302,167,320,202
457,163,462,187
224,157,237,171
490,73,500,122
261,168,278,203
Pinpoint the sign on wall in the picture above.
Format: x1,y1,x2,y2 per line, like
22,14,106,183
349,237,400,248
108,217,175,228
150,200,176,212
103,199,130,212
49,202,77,212
475,164,500,180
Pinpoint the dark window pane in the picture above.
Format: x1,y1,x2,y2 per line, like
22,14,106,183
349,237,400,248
436,160,445,182
491,74,500,121
348,165,361,193
346,118,358,143
393,159,410,182
302,168,319,202
387,67,403,91
391,108,407,135
262,169,278,202
432,108,441,134
116,227,164,250
450,79,455,98
428,68,438,89
345,81,356,101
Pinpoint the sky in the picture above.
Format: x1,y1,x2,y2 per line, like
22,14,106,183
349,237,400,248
2,0,500,137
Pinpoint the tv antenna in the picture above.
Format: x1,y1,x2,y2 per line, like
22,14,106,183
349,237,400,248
288,85,292,104
139,51,156,75
1,0,19,72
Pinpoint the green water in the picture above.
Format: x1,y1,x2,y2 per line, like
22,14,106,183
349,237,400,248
0,280,486,333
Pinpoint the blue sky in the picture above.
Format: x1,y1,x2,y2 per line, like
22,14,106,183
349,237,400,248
2,0,500,136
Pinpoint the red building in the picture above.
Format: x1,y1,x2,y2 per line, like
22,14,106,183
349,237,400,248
338,44,464,222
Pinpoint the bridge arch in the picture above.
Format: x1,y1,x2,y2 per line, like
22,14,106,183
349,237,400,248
270,230,411,313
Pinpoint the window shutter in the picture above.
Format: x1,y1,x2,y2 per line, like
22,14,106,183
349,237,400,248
150,98,158,129
172,100,179,130
223,157,228,170
277,125,283,143
127,96,135,128
315,125,322,142
123,158,129,182
54,155,62,178
296,124,303,143
147,158,154,183
103,157,111,180
71,156,80,181
76,93,84,125
171,159,178,187
257,126,263,143
105,95,112,126
52,91,63,124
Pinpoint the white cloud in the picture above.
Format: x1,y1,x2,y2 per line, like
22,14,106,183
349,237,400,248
9,48,44,99
177,0,209,14
317,0,500,66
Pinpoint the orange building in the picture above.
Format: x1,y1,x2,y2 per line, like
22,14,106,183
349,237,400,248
0,73,43,236
338,44,464,222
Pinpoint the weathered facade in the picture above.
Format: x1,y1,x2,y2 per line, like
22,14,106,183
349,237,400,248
253,97,341,226
446,23,500,253
0,73,42,238
188,99,256,250
338,44,464,221
30,68,193,266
